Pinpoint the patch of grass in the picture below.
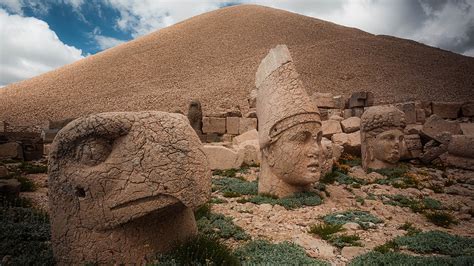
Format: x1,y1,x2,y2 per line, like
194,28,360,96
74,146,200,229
209,197,227,204
223,191,242,198
194,204,211,220
155,234,239,266
239,191,322,210
383,194,442,213
234,240,329,265
212,177,258,196
308,223,344,240
373,241,399,253
196,212,249,241
355,196,365,205
212,168,238,178
394,231,474,256
18,162,48,174
320,167,366,186
370,165,422,189
329,234,362,248
424,211,458,228
0,206,54,265
323,210,382,230
349,252,474,266
339,153,362,167
398,222,422,236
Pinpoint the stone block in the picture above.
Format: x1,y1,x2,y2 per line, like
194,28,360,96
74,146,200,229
232,129,258,146
331,131,361,156
202,145,243,170
432,102,462,119
348,91,374,108
343,109,352,119
311,92,335,108
461,102,474,117
322,120,342,138
320,108,329,120
403,134,422,159
444,155,474,170
202,117,226,134
405,124,423,135
416,109,426,123
226,117,240,135
47,118,75,130
222,134,233,143
460,123,474,135
328,109,342,118
448,135,474,158
239,118,257,134
341,117,361,133
333,95,345,109
205,133,222,143
420,140,448,164
245,109,257,118
41,129,59,144
0,165,7,178
352,107,364,118
236,140,261,166
396,102,416,124
0,142,23,160
0,179,21,197
422,115,462,142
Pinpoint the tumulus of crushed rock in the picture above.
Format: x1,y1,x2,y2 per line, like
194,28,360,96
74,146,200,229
1,4,474,125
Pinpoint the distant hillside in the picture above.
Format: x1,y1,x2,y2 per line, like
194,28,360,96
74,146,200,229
1,4,473,125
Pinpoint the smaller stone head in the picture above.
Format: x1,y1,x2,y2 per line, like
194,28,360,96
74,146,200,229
361,106,406,170
48,111,210,264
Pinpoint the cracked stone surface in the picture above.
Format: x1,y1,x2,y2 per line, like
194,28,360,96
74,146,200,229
256,45,327,197
48,111,211,265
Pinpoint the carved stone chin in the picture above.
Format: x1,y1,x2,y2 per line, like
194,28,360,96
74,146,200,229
48,111,211,265
361,106,407,171
255,45,326,198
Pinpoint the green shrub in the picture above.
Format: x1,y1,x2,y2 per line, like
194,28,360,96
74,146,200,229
383,194,442,213
424,211,457,228
212,177,257,196
212,169,238,178
398,222,422,236
349,252,474,266
323,210,382,229
18,162,48,174
373,241,399,253
196,212,249,241
394,231,474,256
308,223,344,240
209,197,227,204
329,234,362,248
370,165,422,189
155,234,239,266
0,207,54,265
339,154,362,167
234,240,329,265
240,192,322,210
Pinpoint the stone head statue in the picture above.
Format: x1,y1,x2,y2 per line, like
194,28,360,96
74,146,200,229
361,106,406,170
187,99,203,135
255,45,327,198
48,111,211,265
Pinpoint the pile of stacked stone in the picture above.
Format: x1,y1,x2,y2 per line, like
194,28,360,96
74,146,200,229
0,123,43,161
40,118,75,155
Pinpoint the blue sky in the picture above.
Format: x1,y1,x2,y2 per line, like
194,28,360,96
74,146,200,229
1,0,473,86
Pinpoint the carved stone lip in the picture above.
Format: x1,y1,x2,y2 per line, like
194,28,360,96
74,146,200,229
109,194,169,210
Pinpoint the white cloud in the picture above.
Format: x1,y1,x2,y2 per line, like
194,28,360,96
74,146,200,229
94,34,126,49
0,9,84,86
0,0,23,14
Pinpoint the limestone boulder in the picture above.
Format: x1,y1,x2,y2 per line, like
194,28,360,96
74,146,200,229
420,140,448,164
422,115,461,142
322,120,342,138
292,234,335,259
396,102,417,124
226,117,240,135
341,117,361,133
235,140,261,166
0,142,23,160
403,134,423,159
448,135,474,158
332,131,361,156
432,102,462,119
405,124,423,134
329,115,344,121
203,145,244,170
311,92,335,108
232,129,258,146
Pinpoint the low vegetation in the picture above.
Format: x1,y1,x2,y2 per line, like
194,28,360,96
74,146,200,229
349,252,474,266
237,191,323,210
329,234,362,248
308,223,344,240
195,205,249,241
234,240,329,265
382,194,442,213
212,177,258,197
424,211,458,228
323,210,382,229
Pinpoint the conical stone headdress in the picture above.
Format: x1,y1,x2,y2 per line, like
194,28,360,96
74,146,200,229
255,45,321,149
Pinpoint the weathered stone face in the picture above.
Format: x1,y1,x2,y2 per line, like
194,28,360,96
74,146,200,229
48,111,211,265
255,45,325,197
361,106,406,170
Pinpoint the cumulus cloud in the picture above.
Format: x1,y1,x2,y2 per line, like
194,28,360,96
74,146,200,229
0,9,84,86
94,34,126,50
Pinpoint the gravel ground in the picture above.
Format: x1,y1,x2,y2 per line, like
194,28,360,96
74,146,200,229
1,4,474,126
